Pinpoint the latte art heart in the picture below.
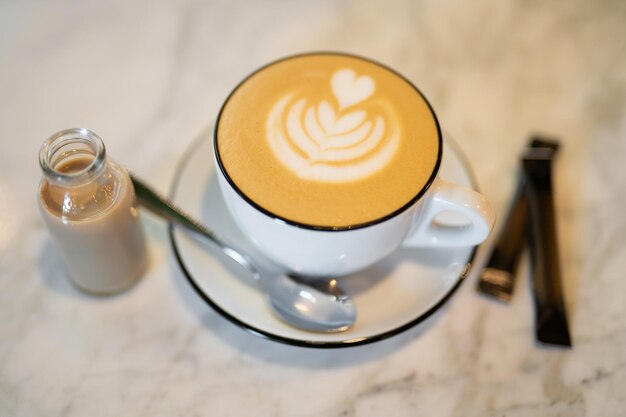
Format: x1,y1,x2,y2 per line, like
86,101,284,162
331,69,375,109
267,68,399,182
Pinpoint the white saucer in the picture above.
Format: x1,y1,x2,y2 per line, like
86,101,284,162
169,128,479,347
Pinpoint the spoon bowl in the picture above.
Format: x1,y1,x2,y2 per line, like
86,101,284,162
265,274,355,332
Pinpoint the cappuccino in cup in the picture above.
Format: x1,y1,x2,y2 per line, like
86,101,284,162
215,53,494,276
216,53,440,228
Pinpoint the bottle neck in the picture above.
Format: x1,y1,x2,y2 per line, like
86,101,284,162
39,128,107,186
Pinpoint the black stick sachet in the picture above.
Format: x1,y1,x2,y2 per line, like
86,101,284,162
478,137,560,301
523,145,572,347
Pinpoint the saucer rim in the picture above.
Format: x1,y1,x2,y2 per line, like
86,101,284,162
169,128,479,348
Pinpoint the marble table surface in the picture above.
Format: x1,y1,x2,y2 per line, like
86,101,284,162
1,0,625,416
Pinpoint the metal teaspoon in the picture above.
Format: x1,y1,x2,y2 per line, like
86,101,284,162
130,174,356,332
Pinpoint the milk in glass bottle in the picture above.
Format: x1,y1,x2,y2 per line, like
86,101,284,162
38,128,147,295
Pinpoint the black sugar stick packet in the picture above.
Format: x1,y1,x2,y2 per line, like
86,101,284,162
523,145,572,347
478,138,560,302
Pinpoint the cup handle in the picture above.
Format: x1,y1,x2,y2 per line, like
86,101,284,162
402,179,495,247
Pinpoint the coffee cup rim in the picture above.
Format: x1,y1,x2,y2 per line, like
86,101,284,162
214,51,443,232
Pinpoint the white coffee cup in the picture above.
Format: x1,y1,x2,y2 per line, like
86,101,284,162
214,53,495,277
214,132,494,277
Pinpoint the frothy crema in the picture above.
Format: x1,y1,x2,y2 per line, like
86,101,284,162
267,68,399,182
216,54,440,228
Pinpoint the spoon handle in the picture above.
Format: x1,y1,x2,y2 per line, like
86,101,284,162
130,174,258,277
130,174,225,247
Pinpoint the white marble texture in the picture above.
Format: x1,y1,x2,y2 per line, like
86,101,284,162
1,0,625,416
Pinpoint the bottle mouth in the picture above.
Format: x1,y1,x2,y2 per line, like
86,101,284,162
39,128,107,185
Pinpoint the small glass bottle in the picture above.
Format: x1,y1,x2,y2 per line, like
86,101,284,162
38,128,147,295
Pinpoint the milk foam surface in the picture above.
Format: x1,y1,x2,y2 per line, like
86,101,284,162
216,54,440,227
